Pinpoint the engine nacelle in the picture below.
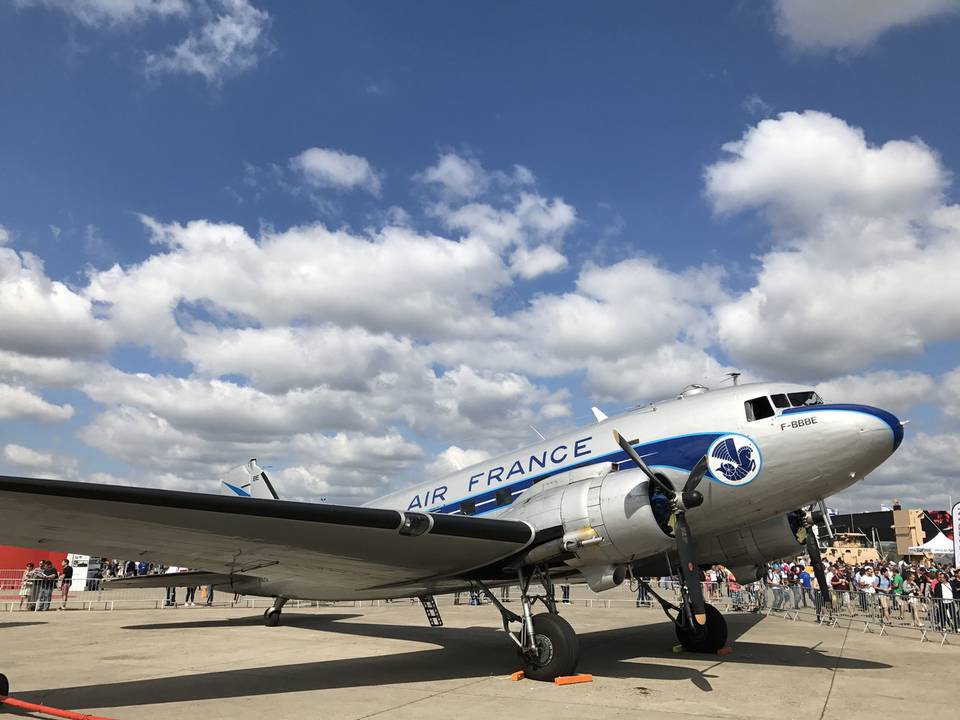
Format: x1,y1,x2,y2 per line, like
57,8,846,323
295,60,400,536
501,464,673,569
697,513,805,574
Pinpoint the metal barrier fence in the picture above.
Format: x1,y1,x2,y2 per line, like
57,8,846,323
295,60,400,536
1,570,956,647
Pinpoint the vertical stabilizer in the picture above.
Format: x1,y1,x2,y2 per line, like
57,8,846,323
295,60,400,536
220,458,280,500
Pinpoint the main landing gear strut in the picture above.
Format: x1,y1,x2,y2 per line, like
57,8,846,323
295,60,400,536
478,565,579,681
636,576,728,653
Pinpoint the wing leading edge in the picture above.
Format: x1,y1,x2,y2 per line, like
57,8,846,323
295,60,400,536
0,475,535,600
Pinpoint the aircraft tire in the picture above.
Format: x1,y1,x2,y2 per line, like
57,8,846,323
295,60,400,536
675,603,727,653
264,608,281,627
520,612,579,681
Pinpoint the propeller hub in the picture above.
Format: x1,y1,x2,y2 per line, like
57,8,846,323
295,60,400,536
679,490,704,510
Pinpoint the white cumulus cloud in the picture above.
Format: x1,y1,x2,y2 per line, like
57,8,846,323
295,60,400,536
16,0,189,27
414,152,535,200
707,111,960,378
0,384,74,423
773,0,960,52
816,371,935,418
705,110,946,225
290,147,383,196
145,0,270,85
425,445,491,479
1,246,113,358
845,432,960,509
2,443,79,479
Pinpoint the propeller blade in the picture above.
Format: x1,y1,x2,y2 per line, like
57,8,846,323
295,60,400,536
683,455,710,494
612,430,674,496
674,512,706,625
805,525,832,609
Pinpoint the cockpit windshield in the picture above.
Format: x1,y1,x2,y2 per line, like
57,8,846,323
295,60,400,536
787,391,823,407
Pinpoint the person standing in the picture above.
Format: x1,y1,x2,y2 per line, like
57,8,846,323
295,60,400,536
636,577,650,607
901,571,924,627
18,563,35,611
787,565,801,609
891,565,905,620
705,565,718,601
185,585,197,606
824,564,835,609
876,567,892,623
799,565,813,608
831,567,853,615
58,559,73,610
205,584,215,606
164,565,180,607
768,565,784,610
858,566,878,612
931,570,955,632
37,560,58,611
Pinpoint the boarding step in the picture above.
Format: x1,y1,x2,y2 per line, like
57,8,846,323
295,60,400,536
419,595,443,627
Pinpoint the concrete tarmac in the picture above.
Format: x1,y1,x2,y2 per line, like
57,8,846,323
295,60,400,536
2,603,956,719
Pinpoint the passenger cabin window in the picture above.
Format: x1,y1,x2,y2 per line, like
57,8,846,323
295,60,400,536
495,488,513,507
460,499,476,516
771,393,791,409
744,396,775,422
788,391,823,407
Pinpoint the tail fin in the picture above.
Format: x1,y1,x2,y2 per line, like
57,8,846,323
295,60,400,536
220,458,280,500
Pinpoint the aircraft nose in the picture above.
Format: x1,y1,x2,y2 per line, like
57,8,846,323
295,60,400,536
852,404,904,457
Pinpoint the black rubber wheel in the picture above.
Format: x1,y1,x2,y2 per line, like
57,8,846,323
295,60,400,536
264,608,281,627
0,672,8,697
519,613,579,681
675,603,727,653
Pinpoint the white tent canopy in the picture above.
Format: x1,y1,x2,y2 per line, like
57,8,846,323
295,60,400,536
907,531,955,556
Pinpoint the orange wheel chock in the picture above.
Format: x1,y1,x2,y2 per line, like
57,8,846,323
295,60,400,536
510,670,525,681
554,673,593,685
717,646,733,656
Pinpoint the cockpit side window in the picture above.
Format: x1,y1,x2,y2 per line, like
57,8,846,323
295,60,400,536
771,393,790,409
788,391,823,407
745,396,775,422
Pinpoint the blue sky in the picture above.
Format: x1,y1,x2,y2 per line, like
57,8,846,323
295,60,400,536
1,0,960,510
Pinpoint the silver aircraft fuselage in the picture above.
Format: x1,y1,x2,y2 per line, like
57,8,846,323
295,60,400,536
371,381,902,574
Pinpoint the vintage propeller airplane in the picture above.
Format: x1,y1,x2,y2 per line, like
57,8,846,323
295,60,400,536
0,381,903,681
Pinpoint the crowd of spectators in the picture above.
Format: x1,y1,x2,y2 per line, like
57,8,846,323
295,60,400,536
14,558,217,611
17,559,72,611
761,556,959,632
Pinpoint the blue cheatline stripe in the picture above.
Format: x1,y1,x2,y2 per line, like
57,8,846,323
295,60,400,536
222,481,251,497
429,432,725,517
781,403,903,452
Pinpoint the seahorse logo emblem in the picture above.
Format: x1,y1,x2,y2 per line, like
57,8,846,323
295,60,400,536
707,435,761,486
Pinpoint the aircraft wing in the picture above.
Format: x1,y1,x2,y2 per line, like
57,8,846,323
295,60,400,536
0,475,536,600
